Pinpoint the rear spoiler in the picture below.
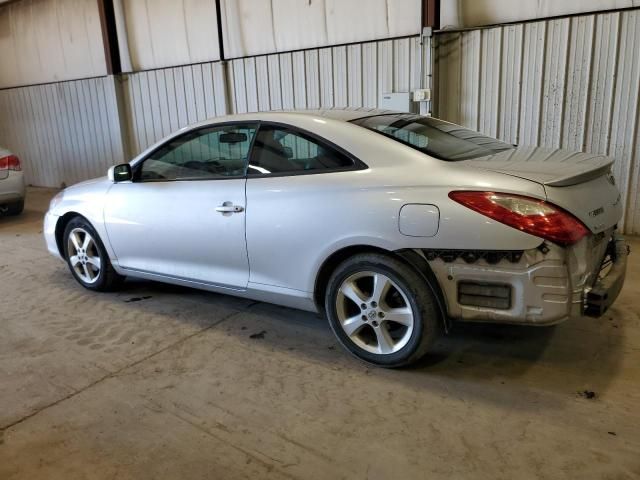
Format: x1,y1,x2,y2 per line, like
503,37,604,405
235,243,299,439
544,159,614,187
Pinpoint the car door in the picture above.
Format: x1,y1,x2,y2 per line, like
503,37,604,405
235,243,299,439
104,123,258,289
245,123,362,291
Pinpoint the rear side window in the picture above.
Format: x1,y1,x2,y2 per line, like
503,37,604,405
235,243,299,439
351,114,514,161
248,125,354,176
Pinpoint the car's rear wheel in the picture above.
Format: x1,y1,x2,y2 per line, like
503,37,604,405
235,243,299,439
63,217,124,291
325,253,440,368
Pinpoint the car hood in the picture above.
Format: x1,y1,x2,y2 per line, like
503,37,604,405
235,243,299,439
459,146,613,187
68,176,109,190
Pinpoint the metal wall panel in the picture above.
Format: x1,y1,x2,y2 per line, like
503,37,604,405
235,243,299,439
227,37,425,114
220,0,421,58
435,10,640,234
123,35,429,153
119,0,221,72
121,62,228,156
0,77,125,187
0,0,106,89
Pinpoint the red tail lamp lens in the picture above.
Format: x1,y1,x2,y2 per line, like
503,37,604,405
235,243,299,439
449,191,590,245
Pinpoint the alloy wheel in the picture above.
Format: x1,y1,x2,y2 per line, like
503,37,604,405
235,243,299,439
335,271,415,354
67,227,101,284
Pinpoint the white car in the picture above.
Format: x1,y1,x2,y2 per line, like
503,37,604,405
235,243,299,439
0,147,25,216
44,109,628,367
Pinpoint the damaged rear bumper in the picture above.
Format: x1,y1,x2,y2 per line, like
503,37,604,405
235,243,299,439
584,234,629,317
424,232,628,326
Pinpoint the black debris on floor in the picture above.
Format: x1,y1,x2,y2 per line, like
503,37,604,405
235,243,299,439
578,390,597,400
124,295,153,303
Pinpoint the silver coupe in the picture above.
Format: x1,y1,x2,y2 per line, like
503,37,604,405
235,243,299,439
44,109,628,367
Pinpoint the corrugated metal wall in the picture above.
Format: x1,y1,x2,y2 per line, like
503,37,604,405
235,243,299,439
0,0,106,89
219,0,421,58
121,63,228,155
0,77,125,187
0,35,426,188
435,10,640,234
226,37,424,112
123,36,426,154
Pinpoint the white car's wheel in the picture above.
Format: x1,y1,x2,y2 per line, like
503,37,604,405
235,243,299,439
63,217,124,291
4,199,24,216
325,253,440,367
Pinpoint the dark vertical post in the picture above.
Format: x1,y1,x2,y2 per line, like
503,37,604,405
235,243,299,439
214,0,226,61
97,0,122,74
214,0,233,114
422,0,441,29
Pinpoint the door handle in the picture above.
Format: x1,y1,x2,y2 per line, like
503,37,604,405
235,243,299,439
216,204,244,213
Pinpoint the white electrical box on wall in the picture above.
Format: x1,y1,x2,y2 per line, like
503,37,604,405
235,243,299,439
379,92,412,112
412,89,431,102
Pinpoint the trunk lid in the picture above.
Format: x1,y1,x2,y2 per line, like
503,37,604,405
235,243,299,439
461,146,623,234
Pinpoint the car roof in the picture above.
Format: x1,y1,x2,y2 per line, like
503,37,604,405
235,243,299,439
281,107,400,122
204,108,403,125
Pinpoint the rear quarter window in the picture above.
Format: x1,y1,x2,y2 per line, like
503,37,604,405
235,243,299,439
351,114,514,161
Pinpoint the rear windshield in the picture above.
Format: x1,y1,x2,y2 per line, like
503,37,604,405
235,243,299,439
351,114,514,161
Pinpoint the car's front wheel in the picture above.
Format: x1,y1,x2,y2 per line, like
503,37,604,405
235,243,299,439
63,217,124,291
325,253,440,368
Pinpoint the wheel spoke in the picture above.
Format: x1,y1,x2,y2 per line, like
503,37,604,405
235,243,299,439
340,280,368,306
69,255,81,267
374,324,395,354
70,232,81,252
342,315,367,337
383,307,413,326
87,256,101,270
82,264,92,280
371,273,391,305
82,233,92,250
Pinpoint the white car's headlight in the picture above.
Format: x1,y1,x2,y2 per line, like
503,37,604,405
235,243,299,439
49,191,65,211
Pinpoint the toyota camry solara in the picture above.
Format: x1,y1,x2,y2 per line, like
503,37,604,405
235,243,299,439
44,109,629,367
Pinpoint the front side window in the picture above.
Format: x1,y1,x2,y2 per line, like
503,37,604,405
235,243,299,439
247,125,354,175
138,124,258,181
351,114,514,161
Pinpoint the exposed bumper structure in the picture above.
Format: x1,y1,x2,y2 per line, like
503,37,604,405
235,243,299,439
426,232,628,326
584,234,628,317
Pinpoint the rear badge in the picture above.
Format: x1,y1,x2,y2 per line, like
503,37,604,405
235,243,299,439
589,207,604,217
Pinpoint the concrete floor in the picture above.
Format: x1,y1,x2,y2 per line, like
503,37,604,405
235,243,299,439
0,188,638,480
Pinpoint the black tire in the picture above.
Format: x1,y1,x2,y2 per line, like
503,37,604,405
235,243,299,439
63,216,125,291
5,199,24,216
325,253,440,368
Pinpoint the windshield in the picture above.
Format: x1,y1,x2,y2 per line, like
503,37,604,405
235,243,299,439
351,114,514,161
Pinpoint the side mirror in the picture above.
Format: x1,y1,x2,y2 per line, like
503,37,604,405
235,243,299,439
108,164,132,183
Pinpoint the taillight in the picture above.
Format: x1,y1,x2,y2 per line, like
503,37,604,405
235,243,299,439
449,191,590,246
0,154,21,171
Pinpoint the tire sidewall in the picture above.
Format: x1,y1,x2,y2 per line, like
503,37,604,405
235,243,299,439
63,217,110,290
325,256,436,367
